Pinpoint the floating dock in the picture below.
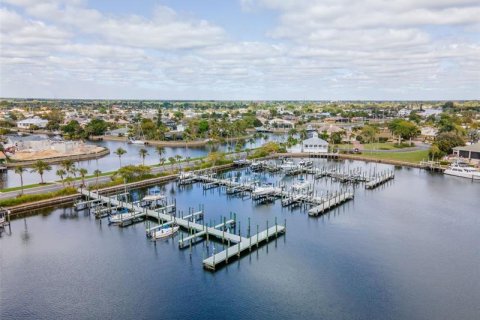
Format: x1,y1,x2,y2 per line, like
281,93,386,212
203,224,286,271
365,172,395,189
77,188,285,271
308,192,354,216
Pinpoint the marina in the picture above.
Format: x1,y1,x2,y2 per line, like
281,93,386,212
1,159,479,320
76,183,286,270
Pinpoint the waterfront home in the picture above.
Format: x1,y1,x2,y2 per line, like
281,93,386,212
106,127,130,137
269,118,295,129
16,116,48,129
452,143,480,164
420,126,438,142
288,132,329,153
318,124,344,136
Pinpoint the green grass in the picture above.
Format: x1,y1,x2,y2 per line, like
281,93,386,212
351,150,429,163
337,143,413,150
0,187,78,207
0,182,53,193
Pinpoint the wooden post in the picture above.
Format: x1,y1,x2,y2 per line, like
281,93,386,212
266,220,269,241
275,217,278,237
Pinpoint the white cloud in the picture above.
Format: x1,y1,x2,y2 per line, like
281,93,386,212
0,0,479,99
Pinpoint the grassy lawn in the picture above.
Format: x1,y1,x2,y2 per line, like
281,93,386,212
0,183,53,193
337,143,412,150
352,150,429,163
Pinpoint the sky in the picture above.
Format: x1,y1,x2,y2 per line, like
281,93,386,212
0,0,479,100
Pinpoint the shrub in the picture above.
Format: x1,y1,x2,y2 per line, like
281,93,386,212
0,187,77,207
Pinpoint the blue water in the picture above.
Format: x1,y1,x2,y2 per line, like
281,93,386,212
1,160,479,320
0,133,287,188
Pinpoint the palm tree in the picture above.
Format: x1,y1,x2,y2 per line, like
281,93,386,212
168,156,175,172
114,147,127,167
60,159,76,177
155,146,165,165
30,160,52,184
139,148,149,165
175,154,182,170
93,169,101,185
56,169,67,187
78,168,88,187
14,166,25,195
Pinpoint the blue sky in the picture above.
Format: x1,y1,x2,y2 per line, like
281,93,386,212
1,0,479,100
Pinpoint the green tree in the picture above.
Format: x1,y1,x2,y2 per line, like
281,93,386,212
433,132,465,155
155,146,165,165
139,148,149,165
168,156,176,170
30,160,52,184
78,168,88,187
329,131,344,145
61,159,76,177
56,169,67,187
175,154,182,169
93,169,102,186
14,166,25,195
85,119,109,136
361,125,379,144
388,119,420,145
114,147,127,167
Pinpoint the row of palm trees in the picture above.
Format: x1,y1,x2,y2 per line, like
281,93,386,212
14,145,188,195
14,159,102,195
114,146,185,170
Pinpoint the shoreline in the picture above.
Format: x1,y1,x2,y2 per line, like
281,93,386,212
2,154,442,216
4,163,235,216
90,135,252,147
5,148,110,167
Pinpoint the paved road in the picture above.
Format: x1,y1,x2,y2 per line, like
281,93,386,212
0,153,247,201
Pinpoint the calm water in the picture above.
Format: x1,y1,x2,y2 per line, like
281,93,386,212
1,160,479,320
0,134,287,188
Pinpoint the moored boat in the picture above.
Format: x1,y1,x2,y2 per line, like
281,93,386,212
444,162,480,180
151,225,180,239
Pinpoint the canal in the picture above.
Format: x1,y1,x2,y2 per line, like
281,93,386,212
1,160,478,320
0,133,287,188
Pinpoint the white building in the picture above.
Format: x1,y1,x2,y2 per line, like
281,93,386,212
302,132,329,153
288,132,329,153
17,116,48,129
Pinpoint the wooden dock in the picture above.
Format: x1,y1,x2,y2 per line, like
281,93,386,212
203,224,286,270
308,192,354,216
365,172,395,189
78,188,285,271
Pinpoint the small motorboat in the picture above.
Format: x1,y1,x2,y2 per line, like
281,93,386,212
279,160,296,171
128,138,145,145
108,208,133,224
299,160,313,167
233,159,252,166
151,225,180,240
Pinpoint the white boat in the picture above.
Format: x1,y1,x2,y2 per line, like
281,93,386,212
140,188,166,208
250,161,266,170
444,162,480,180
252,184,282,197
179,171,195,179
152,226,179,239
280,160,296,171
299,160,313,167
291,181,313,192
233,159,252,166
128,138,145,145
109,211,134,224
